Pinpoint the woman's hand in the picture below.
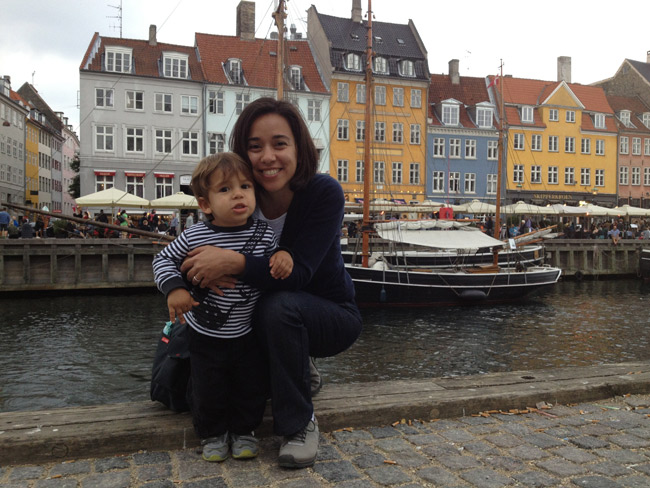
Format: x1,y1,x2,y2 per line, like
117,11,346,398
180,246,245,294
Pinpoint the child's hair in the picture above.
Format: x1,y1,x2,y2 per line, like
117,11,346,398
190,152,254,200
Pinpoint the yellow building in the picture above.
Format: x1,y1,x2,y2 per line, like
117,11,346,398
24,118,40,208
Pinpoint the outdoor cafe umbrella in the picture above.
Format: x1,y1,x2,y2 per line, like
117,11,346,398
149,192,199,209
610,204,649,217
452,199,496,214
501,200,551,215
75,187,150,212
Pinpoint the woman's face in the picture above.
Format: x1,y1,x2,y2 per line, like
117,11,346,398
246,113,297,196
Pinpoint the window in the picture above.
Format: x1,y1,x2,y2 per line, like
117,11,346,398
95,125,114,151
464,173,476,193
126,175,144,198
374,57,388,74
409,163,420,184
432,171,445,192
645,167,650,186
581,138,591,154
565,136,575,153
105,47,132,73
643,113,650,128
356,160,364,182
411,89,422,108
596,139,605,155
646,138,650,156
410,124,421,145
465,139,476,159
374,161,385,184
345,53,361,71
95,173,114,192
566,110,575,123
632,167,641,185
125,127,144,153
209,91,224,114
393,87,404,107
513,164,524,183
581,168,591,186
433,138,445,157
619,166,629,185
226,59,243,84
208,133,225,154
620,111,631,127
95,88,114,108
513,133,525,150
337,119,349,140
564,167,575,185
449,172,460,193
633,137,641,155
477,108,493,128
487,174,497,194
156,177,173,199
374,86,386,105
337,159,348,182
163,53,189,79
392,162,402,184
521,106,534,123
289,66,302,90
392,123,403,143
548,135,558,152
155,93,172,113
531,165,541,183
374,121,385,142
549,109,559,121
181,95,198,115
356,84,366,104
531,134,542,151
620,136,629,154
125,90,143,110
181,131,199,156
487,140,498,160
337,82,349,102
399,60,414,77
442,104,459,125
307,100,321,121
595,169,604,187
548,166,558,185
155,129,172,154
449,138,461,158
235,93,250,114
594,113,605,129
356,120,365,141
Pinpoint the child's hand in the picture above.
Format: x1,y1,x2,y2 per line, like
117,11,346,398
167,288,199,324
269,250,293,279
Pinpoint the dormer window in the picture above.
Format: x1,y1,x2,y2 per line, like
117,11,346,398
374,36,383,44
289,66,304,90
643,113,650,128
477,107,493,128
163,53,189,79
620,110,631,127
105,46,132,73
396,38,405,45
398,60,414,77
345,53,361,71
594,113,606,129
521,106,534,123
350,33,360,41
374,56,388,74
442,102,460,126
227,59,243,84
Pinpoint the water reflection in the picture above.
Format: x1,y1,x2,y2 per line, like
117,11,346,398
2,280,650,412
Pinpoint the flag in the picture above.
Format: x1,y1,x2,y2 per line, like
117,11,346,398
487,75,499,89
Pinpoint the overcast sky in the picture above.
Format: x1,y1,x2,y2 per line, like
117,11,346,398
2,0,648,132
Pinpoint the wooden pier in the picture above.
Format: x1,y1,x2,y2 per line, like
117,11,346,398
0,238,647,293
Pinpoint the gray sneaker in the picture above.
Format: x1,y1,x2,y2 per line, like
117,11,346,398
231,432,259,459
310,357,323,396
278,418,319,468
201,432,229,462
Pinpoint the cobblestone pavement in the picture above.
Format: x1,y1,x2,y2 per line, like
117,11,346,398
3,394,650,487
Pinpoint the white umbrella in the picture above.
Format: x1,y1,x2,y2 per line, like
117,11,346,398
76,187,150,209
453,199,496,214
550,204,588,215
577,203,615,217
611,204,649,217
501,200,550,215
150,192,199,209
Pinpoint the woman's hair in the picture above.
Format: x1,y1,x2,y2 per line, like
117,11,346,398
190,152,253,200
229,97,318,191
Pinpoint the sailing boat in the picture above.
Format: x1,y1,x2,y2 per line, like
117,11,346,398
344,2,561,306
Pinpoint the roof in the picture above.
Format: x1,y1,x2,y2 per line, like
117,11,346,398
605,94,650,134
194,33,327,93
428,74,495,129
628,59,650,83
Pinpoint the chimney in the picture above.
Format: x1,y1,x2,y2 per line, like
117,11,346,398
557,56,571,83
449,59,460,85
290,23,297,39
647,50,650,63
351,0,362,23
2,75,10,96
149,25,157,46
236,1,255,40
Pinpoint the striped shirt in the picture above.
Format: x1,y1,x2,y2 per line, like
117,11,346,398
152,218,277,339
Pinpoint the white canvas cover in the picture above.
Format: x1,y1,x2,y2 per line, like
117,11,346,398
375,221,505,250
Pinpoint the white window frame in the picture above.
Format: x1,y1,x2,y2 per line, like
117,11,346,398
392,123,403,144
181,131,199,156
374,121,386,142
307,100,321,121
581,138,591,154
208,91,224,114
564,167,575,185
465,139,476,159
208,133,225,154
595,169,605,187
356,160,364,182
356,120,365,141
410,124,421,145
449,138,461,158
477,108,493,128
521,106,534,123
345,53,361,71
337,119,349,140
566,110,576,123
374,85,386,105
95,88,114,108
581,168,591,186
399,59,415,77
411,89,422,108
393,87,404,107
645,168,650,186
565,136,575,153
155,93,173,113
374,161,385,184
155,129,172,154
432,171,445,193
646,138,650,156
548,166,558,185
290,66,302,90
633,137,642,155
513,164,524,183
620,136,629,154
235,93,250,115
449,172,460,193
620,110,631,127
392,162,402,184
95,173,114,192
464,173,476,193
337,159,349,182
619,166,629,185
514,133,525,150
596,139,605,156
337,82,349,102
163,53,189,79
125,90,143,111
433,138,445,157
374,57,388,74
594,113,605,129
549,109,559,121
95,125,114,152
356,84,366,104
548,135,559,152
487,140,498,160
125,127,144,153
486,174,497,195
632,166,641,185
531,165,541,183
105,47,132,73
409,163,420,184
531,134,542,151
126,175,145,198
181,95,199,115
155,177,174,199
442,104,459,125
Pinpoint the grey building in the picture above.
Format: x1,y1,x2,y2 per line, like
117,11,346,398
0,76,28,206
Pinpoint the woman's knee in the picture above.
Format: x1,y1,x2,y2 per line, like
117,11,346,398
255,292,302,332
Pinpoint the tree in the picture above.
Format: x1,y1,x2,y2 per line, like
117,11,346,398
68,155,80,198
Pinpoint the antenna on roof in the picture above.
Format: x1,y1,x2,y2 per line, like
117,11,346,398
108,0,123,38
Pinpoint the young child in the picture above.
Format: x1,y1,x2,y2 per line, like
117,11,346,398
152,152,293,462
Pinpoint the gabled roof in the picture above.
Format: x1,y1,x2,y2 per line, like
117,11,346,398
81,34,204,82
195,34,327,93
428,74,495,129
9,90,30,111
605,94,650,134
627,59,650,84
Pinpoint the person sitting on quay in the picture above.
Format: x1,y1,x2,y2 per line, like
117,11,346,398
20,217,35,238
608,224,621,245
0,207,10,238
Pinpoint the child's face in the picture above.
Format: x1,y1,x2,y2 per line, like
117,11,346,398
197,169,256,227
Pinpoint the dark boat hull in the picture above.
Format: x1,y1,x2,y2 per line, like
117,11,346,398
347,264,562,306
641,249,650,281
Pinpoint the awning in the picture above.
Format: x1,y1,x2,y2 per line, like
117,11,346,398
125,171,145,177
154,173,174,178
94,170,116,176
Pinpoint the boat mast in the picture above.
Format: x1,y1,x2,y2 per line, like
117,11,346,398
361,0,373,268
273,0,287,100
493,61,505,266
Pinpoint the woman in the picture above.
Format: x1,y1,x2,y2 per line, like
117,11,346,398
181,97,362,468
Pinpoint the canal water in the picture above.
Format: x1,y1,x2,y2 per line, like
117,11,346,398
2,279,650,413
